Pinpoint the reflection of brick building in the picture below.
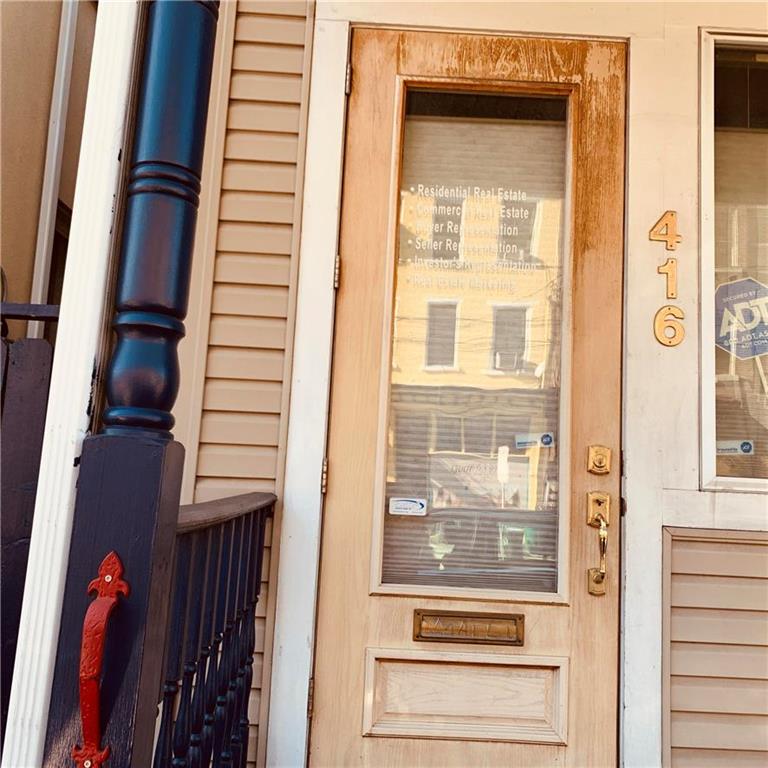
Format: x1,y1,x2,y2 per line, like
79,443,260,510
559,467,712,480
387,107,566,513
382,102,567,591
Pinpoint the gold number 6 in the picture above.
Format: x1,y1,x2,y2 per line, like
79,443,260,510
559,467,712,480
654,305,685,347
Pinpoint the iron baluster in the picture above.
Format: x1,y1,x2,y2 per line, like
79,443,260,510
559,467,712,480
238,511,264,768
214,516,245,767
189,528,220,768
229,512,255,767
172,532,209,766
154,535,193,768
205,520,234,766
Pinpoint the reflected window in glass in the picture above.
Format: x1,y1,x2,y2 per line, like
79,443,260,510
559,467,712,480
383,90,569,593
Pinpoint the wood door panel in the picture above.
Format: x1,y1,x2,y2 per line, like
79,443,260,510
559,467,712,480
363,648,568,744
311,29,625,768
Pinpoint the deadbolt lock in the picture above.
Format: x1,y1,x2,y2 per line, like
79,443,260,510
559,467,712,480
587,445,612,475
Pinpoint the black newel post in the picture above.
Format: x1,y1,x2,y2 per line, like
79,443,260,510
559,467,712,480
43,2,218,766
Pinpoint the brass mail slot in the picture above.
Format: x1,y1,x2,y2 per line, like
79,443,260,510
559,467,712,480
413,609,524,646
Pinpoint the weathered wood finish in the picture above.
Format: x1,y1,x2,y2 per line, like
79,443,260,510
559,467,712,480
310,30,625,766
0,337,53,740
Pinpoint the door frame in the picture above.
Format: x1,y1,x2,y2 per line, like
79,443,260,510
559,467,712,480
267,9,768,768
268,19,628,767
266,19,351,768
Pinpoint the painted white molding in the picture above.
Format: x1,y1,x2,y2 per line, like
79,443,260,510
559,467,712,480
28,0,79,339
265,18,350,768
662,487,768,531
1,3,142,765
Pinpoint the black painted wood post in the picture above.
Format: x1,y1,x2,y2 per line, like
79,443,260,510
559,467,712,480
43,2,218,766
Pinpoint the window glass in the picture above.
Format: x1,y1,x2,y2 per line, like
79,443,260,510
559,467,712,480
713,46,768,479
492,306,529,372
382,90,568,593
425,302,457,367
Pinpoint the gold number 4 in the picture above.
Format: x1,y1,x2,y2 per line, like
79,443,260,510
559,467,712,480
649,211,682,251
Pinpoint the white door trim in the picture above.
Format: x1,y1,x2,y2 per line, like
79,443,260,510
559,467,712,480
1,2,142,764
266,18,350,768
267,8,768,768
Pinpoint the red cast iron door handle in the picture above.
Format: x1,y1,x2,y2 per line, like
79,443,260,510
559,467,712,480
72,551,130,768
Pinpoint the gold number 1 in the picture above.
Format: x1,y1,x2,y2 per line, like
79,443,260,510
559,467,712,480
649,211,682,251
657,258,678,299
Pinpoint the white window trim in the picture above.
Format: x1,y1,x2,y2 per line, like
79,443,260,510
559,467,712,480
423,298,460,371
700,29,768,494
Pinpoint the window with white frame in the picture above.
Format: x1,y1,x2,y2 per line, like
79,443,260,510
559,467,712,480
707,41,768,482
425,301,457,368
492,305,529,372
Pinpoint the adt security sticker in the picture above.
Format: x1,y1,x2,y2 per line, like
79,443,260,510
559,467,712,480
715,278,768,360
515,432,556,449
717,440,755,456
388,498,427,516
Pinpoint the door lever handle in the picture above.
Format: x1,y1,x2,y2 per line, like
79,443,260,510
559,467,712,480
594,516,608,581
587,492,610,596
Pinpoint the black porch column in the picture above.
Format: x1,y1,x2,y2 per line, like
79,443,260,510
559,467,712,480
43,2,218,766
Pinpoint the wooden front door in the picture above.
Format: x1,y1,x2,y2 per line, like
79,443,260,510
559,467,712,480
310,29,626,767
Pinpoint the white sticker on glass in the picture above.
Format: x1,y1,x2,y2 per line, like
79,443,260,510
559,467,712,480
515,432,556,449
388,498,428,516
716,440,755,456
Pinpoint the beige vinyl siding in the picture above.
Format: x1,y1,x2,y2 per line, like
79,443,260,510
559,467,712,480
186,2,312,764
194,2,308,502
664,529,768,767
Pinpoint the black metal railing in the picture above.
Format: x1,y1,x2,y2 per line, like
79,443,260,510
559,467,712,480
153,492,274,768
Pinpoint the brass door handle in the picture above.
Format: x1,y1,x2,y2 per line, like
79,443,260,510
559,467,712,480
587,492,610,596
595,516,608,581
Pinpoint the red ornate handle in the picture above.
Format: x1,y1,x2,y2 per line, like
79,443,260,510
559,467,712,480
72,551,130,768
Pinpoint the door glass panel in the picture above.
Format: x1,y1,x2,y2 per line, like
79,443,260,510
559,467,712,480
382,90,569,593
713,47,768,479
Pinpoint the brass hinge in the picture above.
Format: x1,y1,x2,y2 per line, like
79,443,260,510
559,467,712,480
320,457,329,495
307,676,315,718
345,62,352,95
334,254,341,289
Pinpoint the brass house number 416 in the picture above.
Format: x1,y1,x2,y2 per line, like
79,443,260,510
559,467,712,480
650,211,685,347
